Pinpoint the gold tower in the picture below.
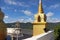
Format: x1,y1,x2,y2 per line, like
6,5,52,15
0,8,7,40
33,0,47,36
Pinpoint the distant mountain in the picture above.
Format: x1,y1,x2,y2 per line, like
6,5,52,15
6,22,60,30
6,22,33,30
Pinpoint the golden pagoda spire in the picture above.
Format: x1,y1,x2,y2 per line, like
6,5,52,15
38,0,44,13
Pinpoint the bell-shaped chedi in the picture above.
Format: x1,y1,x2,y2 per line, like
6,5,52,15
0,8,7,40
33,0,47,36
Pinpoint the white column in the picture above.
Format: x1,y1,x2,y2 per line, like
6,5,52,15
11,35,13,40
16,34,18,40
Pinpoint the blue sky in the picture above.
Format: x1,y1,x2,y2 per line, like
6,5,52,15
0,0,60,23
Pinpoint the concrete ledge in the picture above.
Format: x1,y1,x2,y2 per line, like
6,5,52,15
23,30,54,40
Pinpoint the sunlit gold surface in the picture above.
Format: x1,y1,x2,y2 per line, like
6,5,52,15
33,0,47,36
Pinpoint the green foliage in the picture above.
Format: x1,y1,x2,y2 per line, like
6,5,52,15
54,24,60,40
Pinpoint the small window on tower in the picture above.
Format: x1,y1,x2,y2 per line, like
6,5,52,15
44,15,46,22
38,16,41,22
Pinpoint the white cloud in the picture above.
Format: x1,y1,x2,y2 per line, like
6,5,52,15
22,10,33,16
9,18,33,23
46,12,60,23
4,0,17,5
49,3,60,9
46,12,54,17
1,7,5,9
17,17,33,23
47,18,60,23
4,15,9,19
25,18,33,23
18,18,24,23
4,0,29,7
18,2,29,7
14,9,17,12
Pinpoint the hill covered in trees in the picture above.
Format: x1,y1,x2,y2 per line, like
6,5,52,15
54,22,60,40
6,22,59,30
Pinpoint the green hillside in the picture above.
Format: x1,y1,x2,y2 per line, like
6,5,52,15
6,22,33,30
54,23,60,40
6,22,58,30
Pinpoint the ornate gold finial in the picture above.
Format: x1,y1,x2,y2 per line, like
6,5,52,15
38,0,44,13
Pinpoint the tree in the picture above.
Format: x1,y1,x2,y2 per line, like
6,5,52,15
54,24,60,40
